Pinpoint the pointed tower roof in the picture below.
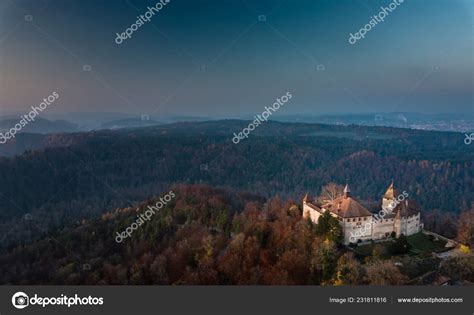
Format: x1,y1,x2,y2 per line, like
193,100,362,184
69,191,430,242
383,180,399,200
303,192,309,203
343,183,351,198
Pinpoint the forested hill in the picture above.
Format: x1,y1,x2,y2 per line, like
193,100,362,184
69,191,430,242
0,120,472,249
1,184,472,285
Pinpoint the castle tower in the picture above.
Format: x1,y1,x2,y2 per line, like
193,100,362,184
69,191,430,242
303,192,308,204
382,180,399,209
343,183,350,198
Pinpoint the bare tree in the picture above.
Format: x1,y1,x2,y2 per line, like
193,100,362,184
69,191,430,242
317,183,344,203
365,260,408,285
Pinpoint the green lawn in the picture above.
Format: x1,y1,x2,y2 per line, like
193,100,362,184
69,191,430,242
351,233,447,258
406,232,447,253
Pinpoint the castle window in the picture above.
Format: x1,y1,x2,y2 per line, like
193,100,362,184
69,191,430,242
364,217,367,221
358,218,361,221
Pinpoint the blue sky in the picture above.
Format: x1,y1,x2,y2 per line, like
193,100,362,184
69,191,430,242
0,0,472,117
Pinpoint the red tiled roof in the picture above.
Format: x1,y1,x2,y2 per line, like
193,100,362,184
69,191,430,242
323,195,372,218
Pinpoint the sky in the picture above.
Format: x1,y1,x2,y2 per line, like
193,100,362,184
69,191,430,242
0,0,472,117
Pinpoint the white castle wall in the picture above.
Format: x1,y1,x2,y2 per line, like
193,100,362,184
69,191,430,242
303,200,422,244
403,213,421,236
342,216,372,244
372,218,395,239
303,202,324,223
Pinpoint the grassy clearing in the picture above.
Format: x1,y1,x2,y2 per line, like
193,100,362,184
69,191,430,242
406,232,447,253
351,232,447,258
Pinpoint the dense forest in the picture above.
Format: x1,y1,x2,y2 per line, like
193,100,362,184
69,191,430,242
0,120,472,249
1,184,472,285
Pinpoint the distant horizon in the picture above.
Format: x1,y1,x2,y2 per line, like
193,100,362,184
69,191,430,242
1,110,474,118
1,109,473,135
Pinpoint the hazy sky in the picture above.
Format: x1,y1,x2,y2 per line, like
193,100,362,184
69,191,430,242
0,0,472,117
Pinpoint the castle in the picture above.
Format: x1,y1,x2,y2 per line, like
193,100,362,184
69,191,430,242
303,182,423,244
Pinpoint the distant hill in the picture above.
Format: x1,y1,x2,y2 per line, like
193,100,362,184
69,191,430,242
0,118,163,156
0,131,89,157
273,112,474,132
0,117,79,134
0,184,471,285
0,120,472,250
98,118,162,130
0,117,82,156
